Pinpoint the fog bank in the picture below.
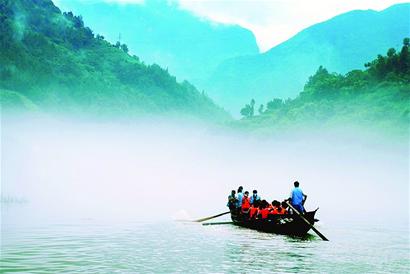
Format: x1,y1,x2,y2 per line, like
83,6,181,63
1,116,409,228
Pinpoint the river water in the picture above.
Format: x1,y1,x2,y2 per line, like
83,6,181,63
1,216,409,273
1,118,409,273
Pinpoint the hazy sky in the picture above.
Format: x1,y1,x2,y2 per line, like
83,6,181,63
58,0,408,51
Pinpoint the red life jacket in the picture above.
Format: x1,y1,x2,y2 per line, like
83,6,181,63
242,196,250,210
260,208,269,219
249,207,258,218
270,207,287,215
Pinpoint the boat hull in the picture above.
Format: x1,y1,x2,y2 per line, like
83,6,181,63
230,209,317,236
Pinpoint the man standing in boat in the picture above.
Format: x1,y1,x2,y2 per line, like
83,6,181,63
289,181,307,213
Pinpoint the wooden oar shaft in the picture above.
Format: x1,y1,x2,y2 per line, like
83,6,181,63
286,202,329,241
194,211,231,222
202,221,233,226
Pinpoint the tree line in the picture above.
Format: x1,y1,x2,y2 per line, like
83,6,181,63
238,38,409,134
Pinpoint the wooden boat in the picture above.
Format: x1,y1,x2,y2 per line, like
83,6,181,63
230,209,318,237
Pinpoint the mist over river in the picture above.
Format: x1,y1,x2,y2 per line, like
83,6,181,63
1,116,409,273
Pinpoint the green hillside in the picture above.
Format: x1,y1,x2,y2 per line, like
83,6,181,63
56,0,259,87
0,0,229,120
207,3,410,114
235,40,410,136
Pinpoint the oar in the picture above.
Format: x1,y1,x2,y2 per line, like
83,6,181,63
286,202,329,241
193,211,231,222
202,221,233,226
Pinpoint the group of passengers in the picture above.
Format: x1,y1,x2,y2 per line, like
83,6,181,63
227,181,307,220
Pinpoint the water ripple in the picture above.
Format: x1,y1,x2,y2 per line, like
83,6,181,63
1,221,409,273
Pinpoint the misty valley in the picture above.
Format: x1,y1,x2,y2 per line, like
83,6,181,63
1,0,409,273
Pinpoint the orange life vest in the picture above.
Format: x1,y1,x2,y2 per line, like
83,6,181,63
242,196,250,210
249,207,258,218
270,207,287,215
260,208,270,219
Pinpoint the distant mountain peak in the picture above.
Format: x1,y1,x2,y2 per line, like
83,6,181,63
206,3,410,115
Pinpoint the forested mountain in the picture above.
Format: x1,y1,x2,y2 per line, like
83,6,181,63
235,40,410,135
56,0,259,87
207,3,410,114
0,0,229,120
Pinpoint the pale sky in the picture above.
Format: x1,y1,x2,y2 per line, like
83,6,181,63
60,0,409,52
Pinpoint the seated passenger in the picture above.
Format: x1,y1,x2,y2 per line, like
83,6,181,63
226,190,237,210
250,190,261,205
272,200,281,208
249,200,259,219
280,201,288,214
269,200,280,214
275,206,287,215
241,191,251,213
259,204,270,219
260,199,269,209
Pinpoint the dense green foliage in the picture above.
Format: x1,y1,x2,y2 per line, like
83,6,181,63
0,0,229,120
238,40,410,134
